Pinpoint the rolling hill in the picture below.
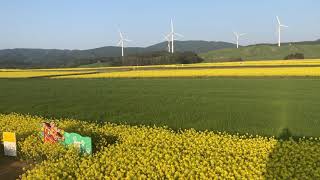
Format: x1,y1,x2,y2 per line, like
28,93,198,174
2,39,320,68
146,40,235,53
0,41,235,68
201,42,320,62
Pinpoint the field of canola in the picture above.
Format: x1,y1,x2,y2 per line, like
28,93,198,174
1,114,320,179
0,70,96,78
54,66,320,78
1,59,320,78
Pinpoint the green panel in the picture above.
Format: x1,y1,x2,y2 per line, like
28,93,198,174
63,132,92,154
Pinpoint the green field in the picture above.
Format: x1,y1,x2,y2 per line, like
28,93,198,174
0,78,320,137
201,44,320,62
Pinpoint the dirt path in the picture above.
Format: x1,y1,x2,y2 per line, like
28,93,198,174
0,157,27,180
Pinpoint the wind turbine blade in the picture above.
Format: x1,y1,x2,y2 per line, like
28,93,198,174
280,25,288,28
117,40,122,46
233,32,238,37
124,39,131,42
173,36,180,40
240,33,247,36
118,31,123,39
174,32,184,37
163,35,170,41
171,19,174,32
163,36,167,41
276,16,281,25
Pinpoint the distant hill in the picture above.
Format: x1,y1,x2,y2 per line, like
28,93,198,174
0,41,235,68
0,47,146,68
201,42,320,62
146,40,235,53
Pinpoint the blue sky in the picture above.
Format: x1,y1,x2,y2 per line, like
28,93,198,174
0,0,319,49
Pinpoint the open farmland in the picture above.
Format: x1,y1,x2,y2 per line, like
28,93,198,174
1,59,320,179
3,1,320,179
0,70,97,78
200,44,320,62
1,113,320,179
54,66,320,78
1,59,320,78
0,77,320,137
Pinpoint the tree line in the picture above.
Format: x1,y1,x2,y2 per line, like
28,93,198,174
0,51,203,68
91,51,204,67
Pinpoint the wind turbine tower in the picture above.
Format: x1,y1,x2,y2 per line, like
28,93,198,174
166,19,183,53
233,32,246,49
164,34,171,52
276,16,288,47
118,30,131,57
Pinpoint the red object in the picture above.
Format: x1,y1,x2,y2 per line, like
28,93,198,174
43,122,64,144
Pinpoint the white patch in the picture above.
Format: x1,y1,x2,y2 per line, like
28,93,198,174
4,142,17,156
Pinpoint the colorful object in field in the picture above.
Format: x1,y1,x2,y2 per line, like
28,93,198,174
63,132,92,154
3,132,17,156
42,122,64,144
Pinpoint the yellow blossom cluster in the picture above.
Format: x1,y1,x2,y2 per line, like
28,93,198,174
0,70,96,78
0,113,320,179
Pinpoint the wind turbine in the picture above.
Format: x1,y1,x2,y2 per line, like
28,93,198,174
167,19,183,53
233,32,246,49
117,30,131,57
276,16,288,47
163,34,171,52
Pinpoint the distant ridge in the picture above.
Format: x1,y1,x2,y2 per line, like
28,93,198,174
1,39,320,68
201,39,320,62
146,40,235,54
247,39,320,47
0,41,235,68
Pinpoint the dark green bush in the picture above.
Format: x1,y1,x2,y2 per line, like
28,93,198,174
284,53,304,60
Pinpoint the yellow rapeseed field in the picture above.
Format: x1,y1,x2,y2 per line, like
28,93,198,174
54,66,320,78
2,59,320,78
32,59,320,70
0,113,320,179
0,70,96,78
